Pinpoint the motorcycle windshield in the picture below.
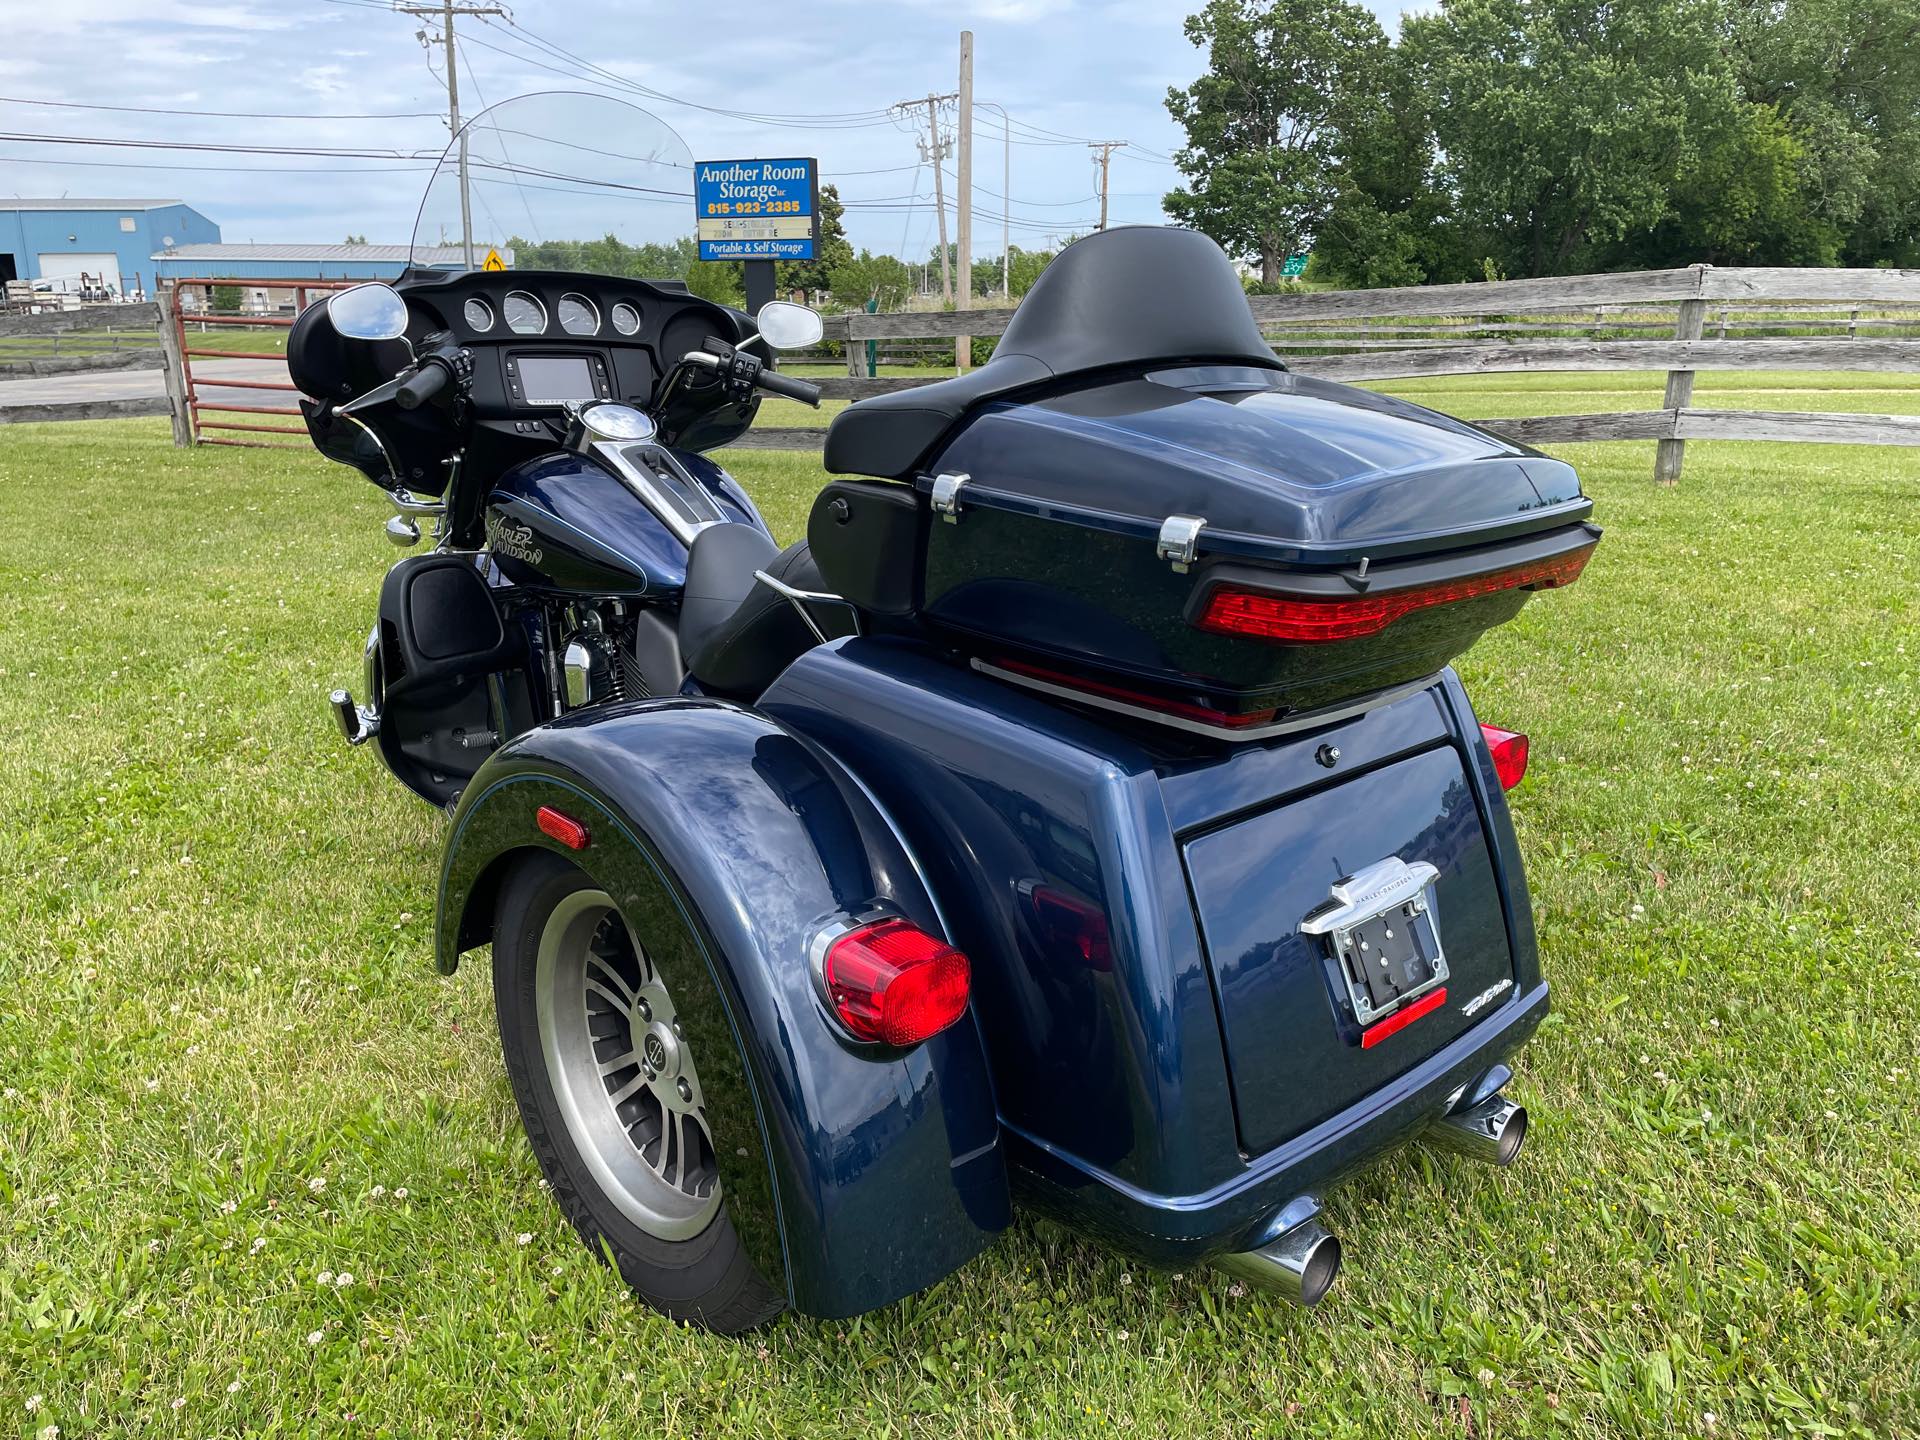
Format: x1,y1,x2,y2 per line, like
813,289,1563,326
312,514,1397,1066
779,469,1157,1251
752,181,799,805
407,91,698,279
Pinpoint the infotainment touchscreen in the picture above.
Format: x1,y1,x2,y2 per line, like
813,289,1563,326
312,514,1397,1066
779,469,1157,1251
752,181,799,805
518,355,598,405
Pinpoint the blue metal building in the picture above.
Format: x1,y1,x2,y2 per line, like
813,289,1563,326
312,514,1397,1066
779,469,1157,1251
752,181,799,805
0,199,220,299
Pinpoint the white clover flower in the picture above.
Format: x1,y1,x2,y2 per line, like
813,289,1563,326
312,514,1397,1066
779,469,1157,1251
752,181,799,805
369,1185,386,1199
1477,1367,1496,1385
307,1176,327,1194
307,1329,325,1346
171,1397,185,1411
25,1396,42,1413
1116,1329,1130,1341
316,1270,334,1286
227,1380,242,1394
516,1233,533,1246
393,1187,408,1200
334,1272,353,1288
1119,1272,1132,1286
1227,1282,1247,1299
40,1426,59,1440
146,1238,161,1254
250,1237,266,1254
219,1199,238,1214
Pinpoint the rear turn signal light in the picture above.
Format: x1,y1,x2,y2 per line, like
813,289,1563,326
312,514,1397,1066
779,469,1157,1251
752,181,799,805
822,917,971,1047
1480,725,1530,791
1197,545,1595,645
535,805,591,851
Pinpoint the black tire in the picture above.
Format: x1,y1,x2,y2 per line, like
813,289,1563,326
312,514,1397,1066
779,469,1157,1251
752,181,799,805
492,850,786,1333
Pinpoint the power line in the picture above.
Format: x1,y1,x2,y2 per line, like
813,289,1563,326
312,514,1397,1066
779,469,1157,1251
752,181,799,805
0,130,432,158
0,151,430,174
0,92,442,121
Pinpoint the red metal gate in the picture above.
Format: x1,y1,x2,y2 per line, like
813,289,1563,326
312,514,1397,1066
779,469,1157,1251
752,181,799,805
168,276,361,448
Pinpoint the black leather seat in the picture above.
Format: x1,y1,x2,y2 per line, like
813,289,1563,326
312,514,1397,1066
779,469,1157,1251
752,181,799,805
677,522,824,696
822,225,1283,479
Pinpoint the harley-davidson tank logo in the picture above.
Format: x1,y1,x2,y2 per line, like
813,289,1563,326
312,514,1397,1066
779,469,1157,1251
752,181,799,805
1460,978,1513,1016
490,517,544,567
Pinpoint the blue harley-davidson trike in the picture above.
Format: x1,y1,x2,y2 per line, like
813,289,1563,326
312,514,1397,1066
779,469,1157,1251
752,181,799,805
294,93,1598,1332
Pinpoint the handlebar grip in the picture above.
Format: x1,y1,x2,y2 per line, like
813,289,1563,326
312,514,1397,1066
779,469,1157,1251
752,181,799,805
394,359,452,411
754,367,822,407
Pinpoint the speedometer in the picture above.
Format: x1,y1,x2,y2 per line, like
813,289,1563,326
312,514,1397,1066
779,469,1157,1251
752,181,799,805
558,294,599,336
504,291,547,335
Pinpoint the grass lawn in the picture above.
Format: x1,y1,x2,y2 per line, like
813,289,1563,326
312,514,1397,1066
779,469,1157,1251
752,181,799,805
1,386,1917,1437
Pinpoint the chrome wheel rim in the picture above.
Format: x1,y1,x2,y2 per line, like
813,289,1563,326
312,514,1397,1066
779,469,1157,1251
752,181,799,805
535,889,722,1239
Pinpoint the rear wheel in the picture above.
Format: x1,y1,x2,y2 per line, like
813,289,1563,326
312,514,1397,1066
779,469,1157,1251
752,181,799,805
492,851,784,1332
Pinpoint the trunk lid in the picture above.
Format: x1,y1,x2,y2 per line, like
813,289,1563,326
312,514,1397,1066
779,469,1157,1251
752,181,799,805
1181,741,1515,1156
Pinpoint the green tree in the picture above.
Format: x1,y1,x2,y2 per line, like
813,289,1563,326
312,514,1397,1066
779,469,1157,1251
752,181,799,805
826,249,913,311
1400,0,1738,276
1312,43,1471,287
1163,0,1392,284
778,185,852,297
210,284,243,314
343,233,367,245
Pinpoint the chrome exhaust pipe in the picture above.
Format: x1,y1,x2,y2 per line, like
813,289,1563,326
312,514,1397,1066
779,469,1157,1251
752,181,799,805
1428,1093,1528,1166
1213,1220,1343,1308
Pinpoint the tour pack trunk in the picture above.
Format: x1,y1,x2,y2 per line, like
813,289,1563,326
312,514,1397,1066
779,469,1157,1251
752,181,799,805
915,365,1599,732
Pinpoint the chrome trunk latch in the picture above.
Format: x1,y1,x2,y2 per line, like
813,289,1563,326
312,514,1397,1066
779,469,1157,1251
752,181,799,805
930,471,970,524
1157,514,1207,572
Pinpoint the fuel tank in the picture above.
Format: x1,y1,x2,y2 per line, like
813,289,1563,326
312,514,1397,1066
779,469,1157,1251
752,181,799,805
484,446,768,597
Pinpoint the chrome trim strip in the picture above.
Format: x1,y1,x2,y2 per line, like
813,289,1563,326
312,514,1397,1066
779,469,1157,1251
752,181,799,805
968,659,1443,743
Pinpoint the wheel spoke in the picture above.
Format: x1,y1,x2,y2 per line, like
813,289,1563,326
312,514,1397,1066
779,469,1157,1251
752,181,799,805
605,1072,649,1108
584,976,633,1015
596,1049,638,1077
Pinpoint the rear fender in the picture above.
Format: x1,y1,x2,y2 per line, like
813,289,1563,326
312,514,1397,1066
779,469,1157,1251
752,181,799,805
435,698,1009,1317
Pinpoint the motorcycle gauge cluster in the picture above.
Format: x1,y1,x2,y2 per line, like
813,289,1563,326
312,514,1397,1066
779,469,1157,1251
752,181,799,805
559,294,600,336
463,297,494,332
504,290,547,334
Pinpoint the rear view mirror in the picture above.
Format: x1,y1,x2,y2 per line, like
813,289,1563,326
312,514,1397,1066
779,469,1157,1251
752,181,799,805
328,283,410,342
755,301,823,352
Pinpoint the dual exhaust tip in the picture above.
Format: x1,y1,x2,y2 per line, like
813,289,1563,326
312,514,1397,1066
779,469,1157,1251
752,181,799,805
1212,1094,1527,1308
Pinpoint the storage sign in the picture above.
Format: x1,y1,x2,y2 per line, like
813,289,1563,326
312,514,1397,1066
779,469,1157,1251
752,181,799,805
695,157,820,262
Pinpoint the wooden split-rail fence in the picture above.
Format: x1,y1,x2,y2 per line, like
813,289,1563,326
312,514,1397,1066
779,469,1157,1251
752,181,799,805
5,264,1920,483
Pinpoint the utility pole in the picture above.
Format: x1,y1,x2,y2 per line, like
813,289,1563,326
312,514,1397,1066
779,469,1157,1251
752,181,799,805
977,101,1010,297
397,0,503,269
1088,141,1126,231
893,92,957,306
955,30,973,370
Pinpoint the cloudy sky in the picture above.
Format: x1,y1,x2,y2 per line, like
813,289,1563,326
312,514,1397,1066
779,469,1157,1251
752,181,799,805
0,0,1417,257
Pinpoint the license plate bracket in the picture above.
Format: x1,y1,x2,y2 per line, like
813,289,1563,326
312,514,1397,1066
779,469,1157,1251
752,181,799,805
1300,856,1448,1026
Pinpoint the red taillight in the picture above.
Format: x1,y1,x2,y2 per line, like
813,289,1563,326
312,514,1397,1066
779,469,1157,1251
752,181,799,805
1197,546,1595,645
535,805,591,850
1359,987,1447,1049
1029,885,1113,971
822,917,971,1046
1480,724,1529,791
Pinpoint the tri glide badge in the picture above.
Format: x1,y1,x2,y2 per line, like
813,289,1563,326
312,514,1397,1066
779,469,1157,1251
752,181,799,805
488,515,544,567
1460,978,1513,1017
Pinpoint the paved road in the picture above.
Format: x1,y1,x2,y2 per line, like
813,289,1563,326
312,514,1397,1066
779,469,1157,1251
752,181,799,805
0,358,300,415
